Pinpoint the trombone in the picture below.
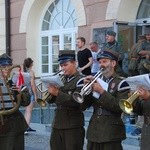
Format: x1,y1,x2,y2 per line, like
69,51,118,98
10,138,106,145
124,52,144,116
73,69,103,103
36,70,65,107
119,91,139,114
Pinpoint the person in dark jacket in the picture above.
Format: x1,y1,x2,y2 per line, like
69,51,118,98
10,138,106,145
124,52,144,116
132,87,150,150
82,50,129,150
0,53,28,150
47,50,85,150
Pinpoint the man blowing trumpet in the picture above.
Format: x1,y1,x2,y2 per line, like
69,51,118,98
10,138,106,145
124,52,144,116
47,50,85,150
82,50,130,150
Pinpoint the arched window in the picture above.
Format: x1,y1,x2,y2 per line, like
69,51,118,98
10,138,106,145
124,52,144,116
137,0,150,19
41,0,77,75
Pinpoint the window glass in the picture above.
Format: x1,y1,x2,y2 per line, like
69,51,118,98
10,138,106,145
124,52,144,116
137,0,150,19
41,0,77,74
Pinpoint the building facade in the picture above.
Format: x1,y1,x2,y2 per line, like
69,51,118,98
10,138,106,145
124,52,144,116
0,0,150,76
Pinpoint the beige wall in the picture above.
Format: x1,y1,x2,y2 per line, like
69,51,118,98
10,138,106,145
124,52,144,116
117,0,141,22
10,0,26,65
79,0,114,47
19,0,86,76
9,0,142,76
0,0,6,54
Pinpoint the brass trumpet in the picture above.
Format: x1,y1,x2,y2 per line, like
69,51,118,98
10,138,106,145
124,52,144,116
73,69,103,103
119,91,139,114
36,70,65,107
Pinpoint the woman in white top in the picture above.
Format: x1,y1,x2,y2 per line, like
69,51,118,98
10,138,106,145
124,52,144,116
23,58,37,133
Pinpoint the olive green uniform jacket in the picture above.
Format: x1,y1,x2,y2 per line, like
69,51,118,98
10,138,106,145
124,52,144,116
49,72,84,129
137,40,150,74
83,73,129,143
133,98,150,150
0,111,28,150
128,40,144,76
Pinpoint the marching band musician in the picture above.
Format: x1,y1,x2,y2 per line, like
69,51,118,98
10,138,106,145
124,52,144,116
82,50,130,150
132,87,150,150
47,50,85,150
0,53,28,150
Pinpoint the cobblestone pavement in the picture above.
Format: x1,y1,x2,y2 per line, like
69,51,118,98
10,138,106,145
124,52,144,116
25,123,140,150
25,132,87,150
25,133,50,150
25,132,139,150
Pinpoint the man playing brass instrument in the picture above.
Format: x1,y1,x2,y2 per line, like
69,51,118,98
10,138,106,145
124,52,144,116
0,53,28,150
82,50,129,150
132,87,150,150
47,50,85,150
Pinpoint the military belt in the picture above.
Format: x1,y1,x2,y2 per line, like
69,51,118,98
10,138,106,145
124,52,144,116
94,107,113,116
144,116,150,125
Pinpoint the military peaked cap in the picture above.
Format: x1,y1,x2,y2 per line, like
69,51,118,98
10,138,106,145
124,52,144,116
106,30,116,37
97,50,119,62
0,53,12,66
58,50,76,64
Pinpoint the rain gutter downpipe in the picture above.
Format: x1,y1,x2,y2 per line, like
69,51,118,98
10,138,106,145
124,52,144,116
5,0,11,56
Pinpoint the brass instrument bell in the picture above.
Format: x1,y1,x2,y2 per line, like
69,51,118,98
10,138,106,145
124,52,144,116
119,91,139,114
36,70,65,107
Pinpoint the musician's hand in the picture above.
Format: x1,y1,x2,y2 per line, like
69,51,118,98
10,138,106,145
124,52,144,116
138,87,150,100
92,82,104,94
146,54,150,60
48,84,59,96
84,75,93,85
78,67,83,72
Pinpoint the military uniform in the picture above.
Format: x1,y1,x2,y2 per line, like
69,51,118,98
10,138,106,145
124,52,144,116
137,40,150,74
128,36,146,76
48,50,85,150
0,111,28,150
49,72,85,150
137,27,150,74
83,73,128,150
133,98,150,150
82,50,129,150
0,53,28,150
102,31,127,77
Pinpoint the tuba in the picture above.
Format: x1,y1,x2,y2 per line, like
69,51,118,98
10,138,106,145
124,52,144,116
119,91,139,114
73,69,103,103
0,65,22,124
36,70,65,107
